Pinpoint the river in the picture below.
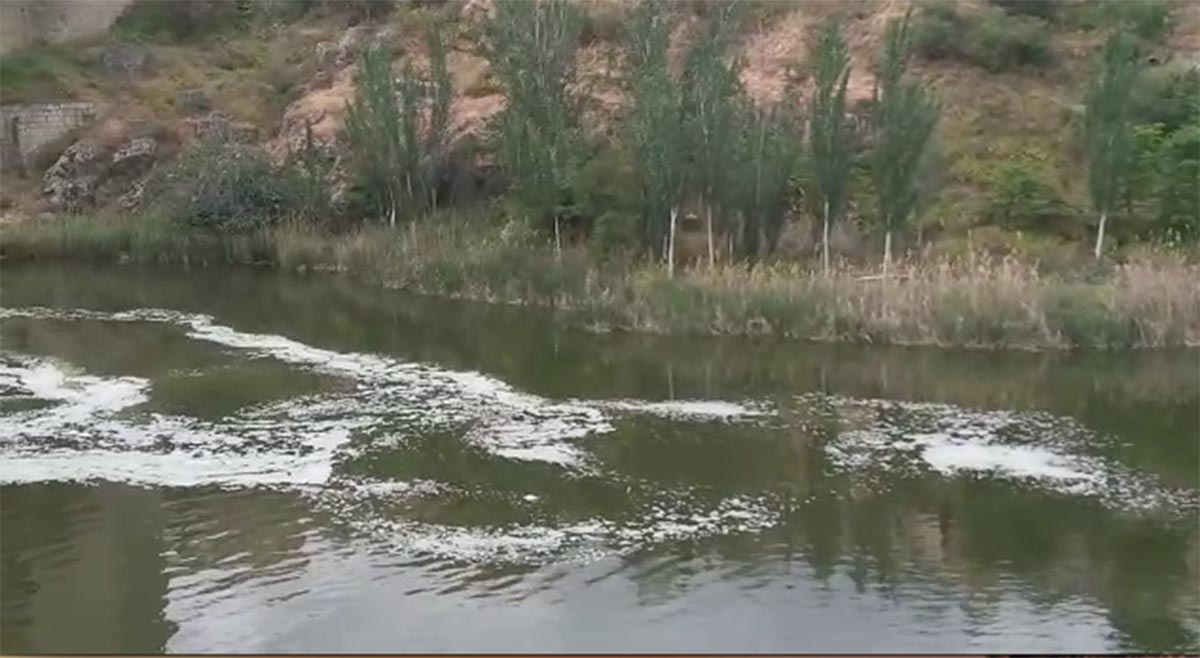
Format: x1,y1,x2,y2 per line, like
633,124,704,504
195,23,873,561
1,262,1197,653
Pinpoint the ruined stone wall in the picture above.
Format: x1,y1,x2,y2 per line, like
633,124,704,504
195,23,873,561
0,103,96,173
0,0,135,54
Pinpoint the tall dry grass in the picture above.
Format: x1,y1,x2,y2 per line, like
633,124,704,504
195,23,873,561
3,214,1197,349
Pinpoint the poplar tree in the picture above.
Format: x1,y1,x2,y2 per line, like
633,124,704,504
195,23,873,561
344,24,453,226
808,16,854,275
1084,31,1140,260
486,0,584,253
626,1,688,275
872,9,938,276
732,100,803,259
682,3,742,267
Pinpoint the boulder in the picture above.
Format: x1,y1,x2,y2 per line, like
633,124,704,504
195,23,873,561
110,137,158,178
42,140,103,210
91,43,153,80
117,180,145,210
186,112,257,143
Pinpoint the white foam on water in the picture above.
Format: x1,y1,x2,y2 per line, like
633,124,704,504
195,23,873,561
3,307,771,473
819,394,1197,512
0,304,769,487
0,355,149,433
591,398,770,421
914,434,1097,482
320,486,780,564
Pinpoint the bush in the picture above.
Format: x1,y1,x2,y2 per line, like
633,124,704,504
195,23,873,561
914,4,1054,72
0,46,76,101
1073,0,1173,41
968,13,1055,72
913,6,965,60
113,0,250,41
147,139,327,232
990,0,1059,21
985,159,1074,231
1132,68,1200,132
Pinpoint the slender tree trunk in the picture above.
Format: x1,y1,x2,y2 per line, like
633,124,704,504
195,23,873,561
1093,211,1107,260
554,216,563,261
668,206,678,279
388,190,397,229
821,200,831,276
706,204,715,269
883,230,892,280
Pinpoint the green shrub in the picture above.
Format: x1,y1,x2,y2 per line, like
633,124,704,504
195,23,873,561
968,12,1055,72
1132,68,1200,132
989,0,1060,21
985,159,1074,231
113,0,250,41
0,46,76,101
914,4,1054,71
913,6,964,60
147,139,326,232
1073,0,1173,41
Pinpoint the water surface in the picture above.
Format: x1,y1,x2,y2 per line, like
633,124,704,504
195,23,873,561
1,263,1197,653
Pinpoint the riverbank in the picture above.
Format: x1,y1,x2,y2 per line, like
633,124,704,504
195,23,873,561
3,213,1198,350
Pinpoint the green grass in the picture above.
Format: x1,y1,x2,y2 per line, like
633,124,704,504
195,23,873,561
4,213,1197,350
0,45,81,102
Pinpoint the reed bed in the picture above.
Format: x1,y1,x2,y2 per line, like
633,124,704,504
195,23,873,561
3,214,1196,349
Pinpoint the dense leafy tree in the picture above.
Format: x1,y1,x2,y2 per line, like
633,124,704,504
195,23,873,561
1083,32,1140,259
872,9,939,275
808,16,854,274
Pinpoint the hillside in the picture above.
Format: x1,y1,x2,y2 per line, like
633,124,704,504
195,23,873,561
1,0,1198,261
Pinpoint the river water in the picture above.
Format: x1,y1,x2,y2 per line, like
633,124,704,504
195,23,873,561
0,263,1196,653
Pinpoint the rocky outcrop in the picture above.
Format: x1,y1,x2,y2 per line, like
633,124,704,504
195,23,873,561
186,112,257,143
109,137,157,178
42,140,103,210
81,43,152,80
42,136,161,211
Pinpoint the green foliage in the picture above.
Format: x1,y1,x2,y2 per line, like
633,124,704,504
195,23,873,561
1132,68,1200,133
731,105,803,258
485,0,585,234
913,2,964,59
625,1,687,257
681,2,744,261
343,26,453,225
808,16,854,267
873,10,940,240
148,139,326,232
985,159,1073,230
0,45,78,101
989,0,1059,22
1124,123,1200,243
914,4,1054,72
1072,0,1173,41
1084,32,1141,222
113,0,251,41
1154,124,1200,242
968,12,1055,72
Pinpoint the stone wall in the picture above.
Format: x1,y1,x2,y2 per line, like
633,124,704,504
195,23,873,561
0,103,97,173
0,0,135,54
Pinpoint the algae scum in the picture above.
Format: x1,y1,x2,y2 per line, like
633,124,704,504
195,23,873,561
1,264,1197,653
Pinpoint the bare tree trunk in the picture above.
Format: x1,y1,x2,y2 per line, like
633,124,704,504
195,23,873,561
1093,211,1107,260
883,230,892,280
668,206,678,279
821,200,831,276
554,216,563,261
706,204,715,269
389,191,397,229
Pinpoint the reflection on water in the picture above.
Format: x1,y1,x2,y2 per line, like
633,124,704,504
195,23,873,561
1,263,1197,653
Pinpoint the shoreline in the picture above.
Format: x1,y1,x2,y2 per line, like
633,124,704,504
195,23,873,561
2,214,1197,351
